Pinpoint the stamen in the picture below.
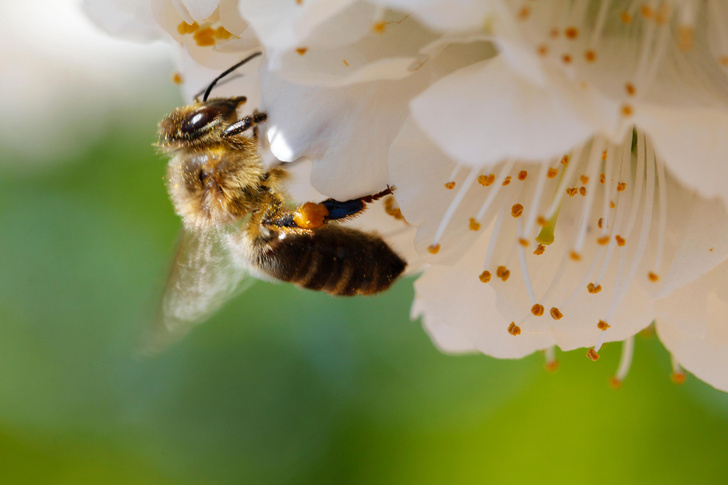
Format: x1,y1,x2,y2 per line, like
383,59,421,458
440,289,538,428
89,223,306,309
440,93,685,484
427,244,440,254
507,322,521,336
431,168,479,247
651,154,668,280
613,336,635,384
549,307,563,320
606,135,657,325
586,348,600,361
597,320,610,330
518,170,528,181
476,160,516,221
479,271,491,283
531,304,544,316
296,47,308,55
670,354,686,384
444,181,456,189
544,347,559,371
533,244,545,255
469,218,481,231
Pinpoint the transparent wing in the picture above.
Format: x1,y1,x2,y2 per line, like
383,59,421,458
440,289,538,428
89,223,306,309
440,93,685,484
143,226,252,353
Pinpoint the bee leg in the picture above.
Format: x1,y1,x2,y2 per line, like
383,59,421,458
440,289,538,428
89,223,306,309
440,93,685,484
221,110,268,139
319,186,395,222
261,187,396,230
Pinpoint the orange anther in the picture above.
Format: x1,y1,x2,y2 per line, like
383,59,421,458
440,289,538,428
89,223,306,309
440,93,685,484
597,236,610,245
177,21,199,35
469,218,481,231
597,320,610,331
518,170,528,181
533,244,545,256
621,104,633,117
547,168,559,178
565,27,579,39
585,49,596,62
427,244,440,254
502,176,512,186
296,47,308,55
566,187,578,197
531,304,544,316
479,271,491,283
609,377,622,389
648,272,659,282
193,27,216,46
617,182,627,191
444,181,456,190
600,173,605,184
508,322,522,336
579,187,587,196
598,217,603,229
615,235,626,246
671,372,686,385
580,175,589,185
570,251,581,261
372,21,386,33
625,83,636,96
511,203,524,218
536,216,547,226
550,307,563,320
587,283,602,294
478,174,495,186
519,238,529,247
171,72,183,85
586,348,600,361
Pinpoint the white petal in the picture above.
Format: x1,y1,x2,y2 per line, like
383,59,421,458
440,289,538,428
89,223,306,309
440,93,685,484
238,0,365,52
83,0,162,41
260,63,430,200
375,0,493,33
636,106,728,205
180,0,219,22
410,57,597,167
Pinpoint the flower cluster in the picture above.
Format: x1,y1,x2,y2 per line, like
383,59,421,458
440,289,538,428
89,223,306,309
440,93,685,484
86,0,728,391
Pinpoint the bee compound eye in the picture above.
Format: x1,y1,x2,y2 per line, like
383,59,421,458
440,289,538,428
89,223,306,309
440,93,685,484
181,106,219,136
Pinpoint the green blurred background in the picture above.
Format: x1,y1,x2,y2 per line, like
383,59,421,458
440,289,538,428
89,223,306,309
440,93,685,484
2,2,728,484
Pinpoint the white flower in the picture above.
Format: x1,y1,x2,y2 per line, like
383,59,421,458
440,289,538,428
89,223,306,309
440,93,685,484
86,0,728,391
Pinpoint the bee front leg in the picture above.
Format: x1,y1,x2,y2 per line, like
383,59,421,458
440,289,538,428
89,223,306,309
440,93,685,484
221,110,268,140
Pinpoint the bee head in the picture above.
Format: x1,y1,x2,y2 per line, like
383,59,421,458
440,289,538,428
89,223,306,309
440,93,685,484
157,97,247,150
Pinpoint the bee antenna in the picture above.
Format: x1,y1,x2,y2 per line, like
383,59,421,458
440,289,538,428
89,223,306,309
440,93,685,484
199,51,263,102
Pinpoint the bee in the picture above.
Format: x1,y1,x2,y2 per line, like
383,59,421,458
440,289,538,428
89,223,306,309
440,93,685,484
150,52,406,348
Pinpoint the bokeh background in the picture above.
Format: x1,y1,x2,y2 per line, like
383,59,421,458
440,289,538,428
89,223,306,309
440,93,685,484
2,1,728,484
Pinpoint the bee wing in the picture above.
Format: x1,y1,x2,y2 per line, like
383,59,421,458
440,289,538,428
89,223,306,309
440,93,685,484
144,227,252,353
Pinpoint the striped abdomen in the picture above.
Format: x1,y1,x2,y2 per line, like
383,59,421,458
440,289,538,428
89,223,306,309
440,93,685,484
252,225,406,295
